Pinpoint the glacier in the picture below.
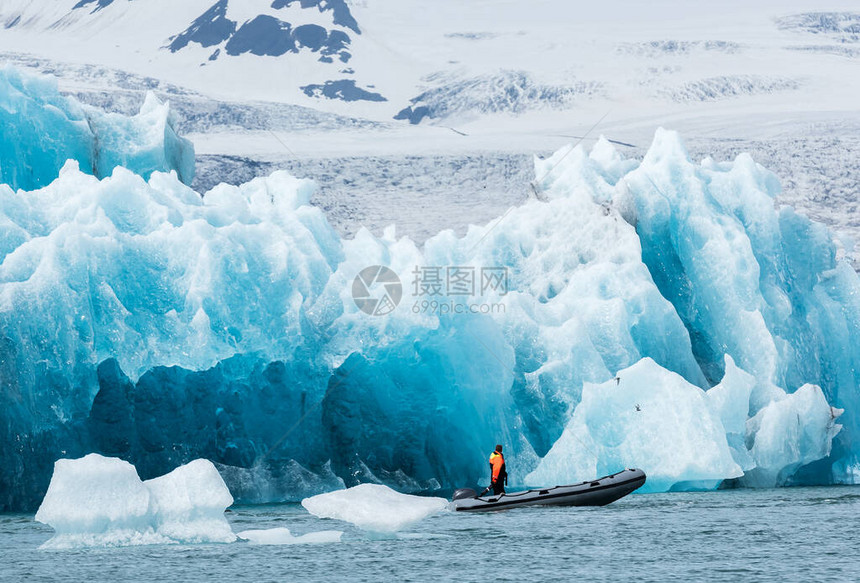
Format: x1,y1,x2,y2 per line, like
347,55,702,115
0,66,194,191
2,68,860,511
35,454,235,548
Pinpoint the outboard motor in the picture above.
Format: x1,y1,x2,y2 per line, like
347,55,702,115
452,488,477,501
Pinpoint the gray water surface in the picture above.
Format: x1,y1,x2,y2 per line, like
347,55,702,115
2,486,858,582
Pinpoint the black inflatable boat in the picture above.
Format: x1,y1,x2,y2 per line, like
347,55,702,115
450,468,646,512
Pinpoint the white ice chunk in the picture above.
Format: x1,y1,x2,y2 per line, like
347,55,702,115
301,484,447,533
238,527,343,545
34,454,160,548
144,459,236,544
35,455,236,548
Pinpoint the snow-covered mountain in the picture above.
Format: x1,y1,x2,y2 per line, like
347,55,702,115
0,1,857,253
2,0,858,122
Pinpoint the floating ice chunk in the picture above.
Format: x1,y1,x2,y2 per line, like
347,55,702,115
527,358,743,492
34,454,161,549
35,455,235,548
301,484,447,533
144,459,236,544
238,527,343,545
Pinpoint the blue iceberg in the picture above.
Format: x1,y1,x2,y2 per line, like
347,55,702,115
2,70,860,511
0,67,194,191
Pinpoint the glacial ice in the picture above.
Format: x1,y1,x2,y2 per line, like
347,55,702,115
238,527,344,545
0,66,194,191
35,454,235,548
144,459,237,544
3,68,860,509
301,484,448,533
527,357,842,491
527,358,743,492
744,384,844,487
35,454,161,548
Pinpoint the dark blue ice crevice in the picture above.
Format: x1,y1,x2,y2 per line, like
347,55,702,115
87,356,332,486
168,0,237,52
100,319,503,496
301,79,386,102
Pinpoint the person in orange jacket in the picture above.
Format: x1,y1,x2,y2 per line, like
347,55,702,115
489,444,507,495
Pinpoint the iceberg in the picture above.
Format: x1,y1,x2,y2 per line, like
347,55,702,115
237,527,343,545
0,66,194,191
301,484,448,533
35,454,235,548
2,68,859,509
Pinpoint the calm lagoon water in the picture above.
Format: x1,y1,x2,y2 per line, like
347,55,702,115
2,486,859,582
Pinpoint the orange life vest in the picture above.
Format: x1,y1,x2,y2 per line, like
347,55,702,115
489,451,506,482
